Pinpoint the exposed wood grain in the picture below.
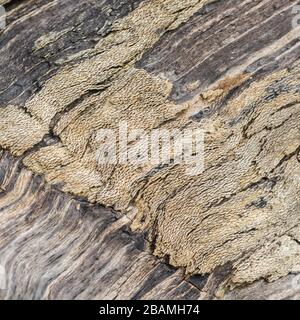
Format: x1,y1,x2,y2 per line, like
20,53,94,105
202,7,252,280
0,151,203,300
0,0,300,299
1,150,300,300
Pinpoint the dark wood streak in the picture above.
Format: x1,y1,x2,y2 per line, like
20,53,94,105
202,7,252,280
0,0,144,106
137,0,300,102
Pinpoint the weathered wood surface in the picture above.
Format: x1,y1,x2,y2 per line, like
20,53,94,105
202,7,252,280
0,151,202,299
0,0,300,299
1,151,300,300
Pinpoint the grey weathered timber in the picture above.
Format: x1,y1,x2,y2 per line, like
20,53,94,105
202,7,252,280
0,0,300,300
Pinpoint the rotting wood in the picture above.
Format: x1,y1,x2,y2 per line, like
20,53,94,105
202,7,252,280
0,0,300,299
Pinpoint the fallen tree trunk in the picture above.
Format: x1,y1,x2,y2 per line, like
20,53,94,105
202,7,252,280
0,0,300,299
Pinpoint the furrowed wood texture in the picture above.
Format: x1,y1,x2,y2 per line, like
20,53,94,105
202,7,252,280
0,151,202,300
0,150,299,300
0,0,300,299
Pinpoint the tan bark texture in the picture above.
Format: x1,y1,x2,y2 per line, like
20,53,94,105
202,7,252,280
0,0,300,299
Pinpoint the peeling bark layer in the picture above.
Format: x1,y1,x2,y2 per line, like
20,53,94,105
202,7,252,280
0,0,300,299
1,151,300,300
